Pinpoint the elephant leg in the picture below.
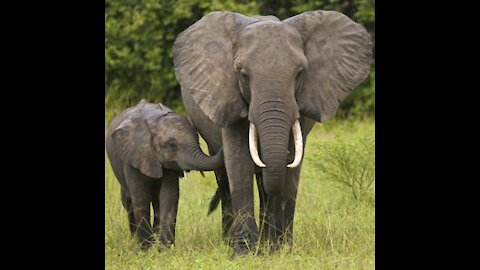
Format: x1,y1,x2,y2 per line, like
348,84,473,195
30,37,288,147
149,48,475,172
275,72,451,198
264,173,300,250
256,173,270,242
263,194,286,251
124,165,155,250
151,181,162,234
152,200,160,234
282,117,314,245
222,120,258,255
280,164,302,246
214,168,233,239
158,171,179,248
257,173,287,250
120,187,136,235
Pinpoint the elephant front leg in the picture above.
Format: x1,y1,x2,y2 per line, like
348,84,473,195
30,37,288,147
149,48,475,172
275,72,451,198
124,165,155,250
255,151,296,250
157,171,179,249
281,163,302,246
281,117,313,245
257,175,292,251
256,173,270,243
214,168,233,240
152,181,162,234
222,121,258,255
257,176,293,251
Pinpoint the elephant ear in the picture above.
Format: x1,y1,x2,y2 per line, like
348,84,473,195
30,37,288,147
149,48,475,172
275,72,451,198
173,11,257,127
111,111,163,178
284,10,373,122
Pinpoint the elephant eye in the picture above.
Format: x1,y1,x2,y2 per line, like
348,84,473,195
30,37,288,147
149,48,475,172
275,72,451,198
295,68,304,92
295,68,304,82
240,69,249,84
238,69,251,103
167,138,177,149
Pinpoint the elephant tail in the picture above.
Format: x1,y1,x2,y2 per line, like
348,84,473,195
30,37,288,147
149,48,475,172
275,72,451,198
208,188,221,215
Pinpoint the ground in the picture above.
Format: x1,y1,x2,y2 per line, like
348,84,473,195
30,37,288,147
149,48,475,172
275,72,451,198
105,119,375,269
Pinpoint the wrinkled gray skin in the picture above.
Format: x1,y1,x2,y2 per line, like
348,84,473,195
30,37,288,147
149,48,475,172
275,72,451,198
173,10,372,254
106,100,224,250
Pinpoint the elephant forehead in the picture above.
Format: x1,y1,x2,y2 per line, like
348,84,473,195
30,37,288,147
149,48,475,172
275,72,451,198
238,22,304,60
154,115,195,137
241,21,302,44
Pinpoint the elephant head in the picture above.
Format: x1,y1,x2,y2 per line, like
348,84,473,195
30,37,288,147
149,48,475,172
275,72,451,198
111,100,224,178
173,11,372,194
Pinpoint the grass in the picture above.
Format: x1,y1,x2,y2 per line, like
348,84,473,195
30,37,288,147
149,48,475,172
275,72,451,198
105,119,375,269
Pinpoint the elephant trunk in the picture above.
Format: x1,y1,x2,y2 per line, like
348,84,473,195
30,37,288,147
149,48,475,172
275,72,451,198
183,140,224,171
252,97,293,195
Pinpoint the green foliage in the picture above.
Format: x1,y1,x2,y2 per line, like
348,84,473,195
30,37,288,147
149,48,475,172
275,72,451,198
307,125,375,204
105,0,375,125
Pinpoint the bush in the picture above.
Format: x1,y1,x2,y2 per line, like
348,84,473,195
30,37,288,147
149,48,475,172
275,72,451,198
309,131,375,204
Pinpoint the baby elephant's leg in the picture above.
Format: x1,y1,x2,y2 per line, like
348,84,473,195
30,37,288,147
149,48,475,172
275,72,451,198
152,181,162,234
158,171,179,248
124,165,155,250
120,188,136,235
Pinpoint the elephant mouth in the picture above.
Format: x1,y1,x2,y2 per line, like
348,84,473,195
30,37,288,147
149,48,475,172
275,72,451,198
163,161,183,172
248,119,303,168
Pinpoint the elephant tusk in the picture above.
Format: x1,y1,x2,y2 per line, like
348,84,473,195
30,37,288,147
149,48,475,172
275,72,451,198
249,123,266,168
184,171,188,180
287,120,303,168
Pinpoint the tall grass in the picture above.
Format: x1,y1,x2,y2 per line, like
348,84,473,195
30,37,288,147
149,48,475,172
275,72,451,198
105,120,375,269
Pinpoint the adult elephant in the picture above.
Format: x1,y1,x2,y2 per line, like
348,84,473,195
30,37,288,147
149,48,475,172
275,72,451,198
173,10,372,254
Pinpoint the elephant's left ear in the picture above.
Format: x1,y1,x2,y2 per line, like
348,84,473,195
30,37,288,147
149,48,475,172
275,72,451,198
111,117,163,178
284,10,373,122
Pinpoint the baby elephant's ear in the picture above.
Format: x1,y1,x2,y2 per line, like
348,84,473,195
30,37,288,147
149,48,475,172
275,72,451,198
111,117,163,178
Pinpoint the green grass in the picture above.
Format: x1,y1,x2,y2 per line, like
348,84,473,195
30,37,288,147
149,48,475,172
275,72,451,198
105,120,375,269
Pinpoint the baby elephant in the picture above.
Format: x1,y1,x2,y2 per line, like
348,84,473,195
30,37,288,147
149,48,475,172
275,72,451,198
106,99,224,250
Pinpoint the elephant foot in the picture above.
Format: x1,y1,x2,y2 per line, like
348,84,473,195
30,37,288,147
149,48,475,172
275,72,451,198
230,247,264,258
157,242,175,252
138,231,156,250
159,235,175,247
139,238,154,251
232,241,255,256
266,234,293,253
231,228,259,256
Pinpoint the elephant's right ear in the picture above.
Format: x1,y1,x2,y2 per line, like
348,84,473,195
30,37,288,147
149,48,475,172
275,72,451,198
111,117,163,178
284,11,373,122
173,12,256,127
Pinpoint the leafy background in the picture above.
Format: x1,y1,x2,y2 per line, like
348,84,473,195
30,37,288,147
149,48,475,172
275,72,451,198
105,0,375,125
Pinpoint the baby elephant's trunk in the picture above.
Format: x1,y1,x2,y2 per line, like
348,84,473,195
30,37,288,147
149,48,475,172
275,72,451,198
184,144,224,171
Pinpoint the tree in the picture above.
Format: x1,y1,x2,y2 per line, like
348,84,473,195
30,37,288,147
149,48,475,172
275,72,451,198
105,0,375,124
